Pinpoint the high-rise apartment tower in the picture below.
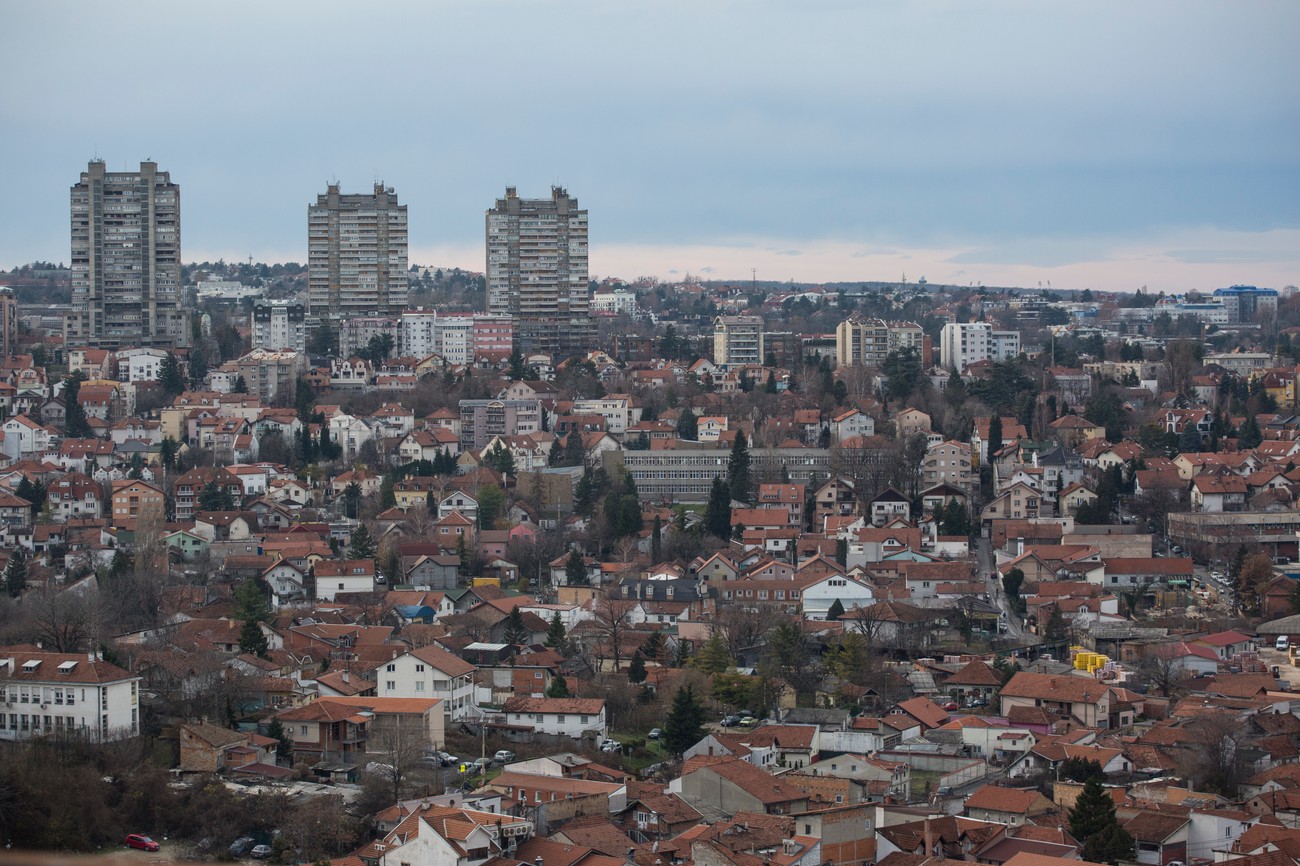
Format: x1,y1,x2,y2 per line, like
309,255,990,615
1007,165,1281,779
486,186,591,357
67,160,187,349
0,289,16,358
308,183,408,325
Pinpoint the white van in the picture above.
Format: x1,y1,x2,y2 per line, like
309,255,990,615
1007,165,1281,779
1277,635,1290,652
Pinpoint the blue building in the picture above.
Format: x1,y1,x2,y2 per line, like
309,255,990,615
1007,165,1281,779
1212,285,1278,322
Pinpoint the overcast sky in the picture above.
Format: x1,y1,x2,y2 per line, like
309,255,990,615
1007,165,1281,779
1,1,1297,291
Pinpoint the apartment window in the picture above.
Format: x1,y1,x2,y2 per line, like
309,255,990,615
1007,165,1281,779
300,725,308,735
386,664,396,672
416,664,425,672
557,715,565,722
415,681,425,692
386,681,396,690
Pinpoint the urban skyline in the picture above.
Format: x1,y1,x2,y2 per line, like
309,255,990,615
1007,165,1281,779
0,2,1296,292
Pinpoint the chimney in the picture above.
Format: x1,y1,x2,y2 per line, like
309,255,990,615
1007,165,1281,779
924,819,934,857
535,858,544,866
342,671,350,683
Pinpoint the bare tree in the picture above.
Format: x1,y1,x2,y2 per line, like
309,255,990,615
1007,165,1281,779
365,715,431,807
846,602,891,655
1178,709,1252,795
588,592,638,672
714,604,784,661
1132,647,1189,698
24,586,96,653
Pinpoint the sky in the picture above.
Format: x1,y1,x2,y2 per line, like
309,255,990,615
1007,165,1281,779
1,0,1297,292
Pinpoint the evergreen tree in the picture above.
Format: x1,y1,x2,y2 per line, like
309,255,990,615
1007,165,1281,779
239,617,269,659
564,431,586,467
677,408,698,441
704,477,732,540
159,352,186,396
188,351,209,388
546,675,571,698
1044,604,1068,641
641,632,666,664
4,547,28,598
690,632,733,674
232,374,249,394
234,577,271,622
160,436,178,471
651,515,663,562
628,651,648,683
15,478,40,523
664,683,707,755
545,612,569,652
63,372,92,438
1084,824,1135,866
826,598,845,621
476,484,505,530
349,524,377,560
343,481,363,519
1069,776,1134,865
484,442,516,477
987,415,1003,459
503,608,529,645
198,480,233,512
266,718,293,763
565,549,589,585
457,534,471,577
727,432,753,503
548,437,564,467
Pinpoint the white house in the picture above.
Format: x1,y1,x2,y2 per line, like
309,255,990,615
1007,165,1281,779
0,649,142,742
1,415,52,460
831,409,875,443
374,645,478,720
498,697,607,740
115,348,169,383
313,559,375,600
328,413,375,461
802,574,875,620
439,491,479,522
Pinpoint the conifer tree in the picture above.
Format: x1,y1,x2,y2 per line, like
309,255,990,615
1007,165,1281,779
690,632,733,674
349,524,377,560
826,598,845,621
628,651,648,684
546,675,570,698
545,611,569,652
1069,776,1123,846
565,549,589,586
677,408,698,441
4,547,28,598
239,617,269,659
704,477,732,540
728,432,753,503
504,608,529,645
664,683,707,755
63,372,92,439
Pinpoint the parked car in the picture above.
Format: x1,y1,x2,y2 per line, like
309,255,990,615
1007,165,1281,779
493,750,516,764
251,844,273,859
600,739,622,753
738,716,757,727
647,728,663,739
940,701,959,711
229,838,256,858
463,757,490,773
126,835,160,852
721,715,740,727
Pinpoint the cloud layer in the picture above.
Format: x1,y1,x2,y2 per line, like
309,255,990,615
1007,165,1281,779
1,1,1296,289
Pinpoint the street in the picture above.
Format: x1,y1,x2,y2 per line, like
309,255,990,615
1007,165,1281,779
977,535,1028,643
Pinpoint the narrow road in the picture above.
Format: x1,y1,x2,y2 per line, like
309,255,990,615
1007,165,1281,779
978,535,1027,642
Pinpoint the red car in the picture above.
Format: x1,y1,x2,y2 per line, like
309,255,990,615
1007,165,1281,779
126,834,160,852
941,701,960,711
